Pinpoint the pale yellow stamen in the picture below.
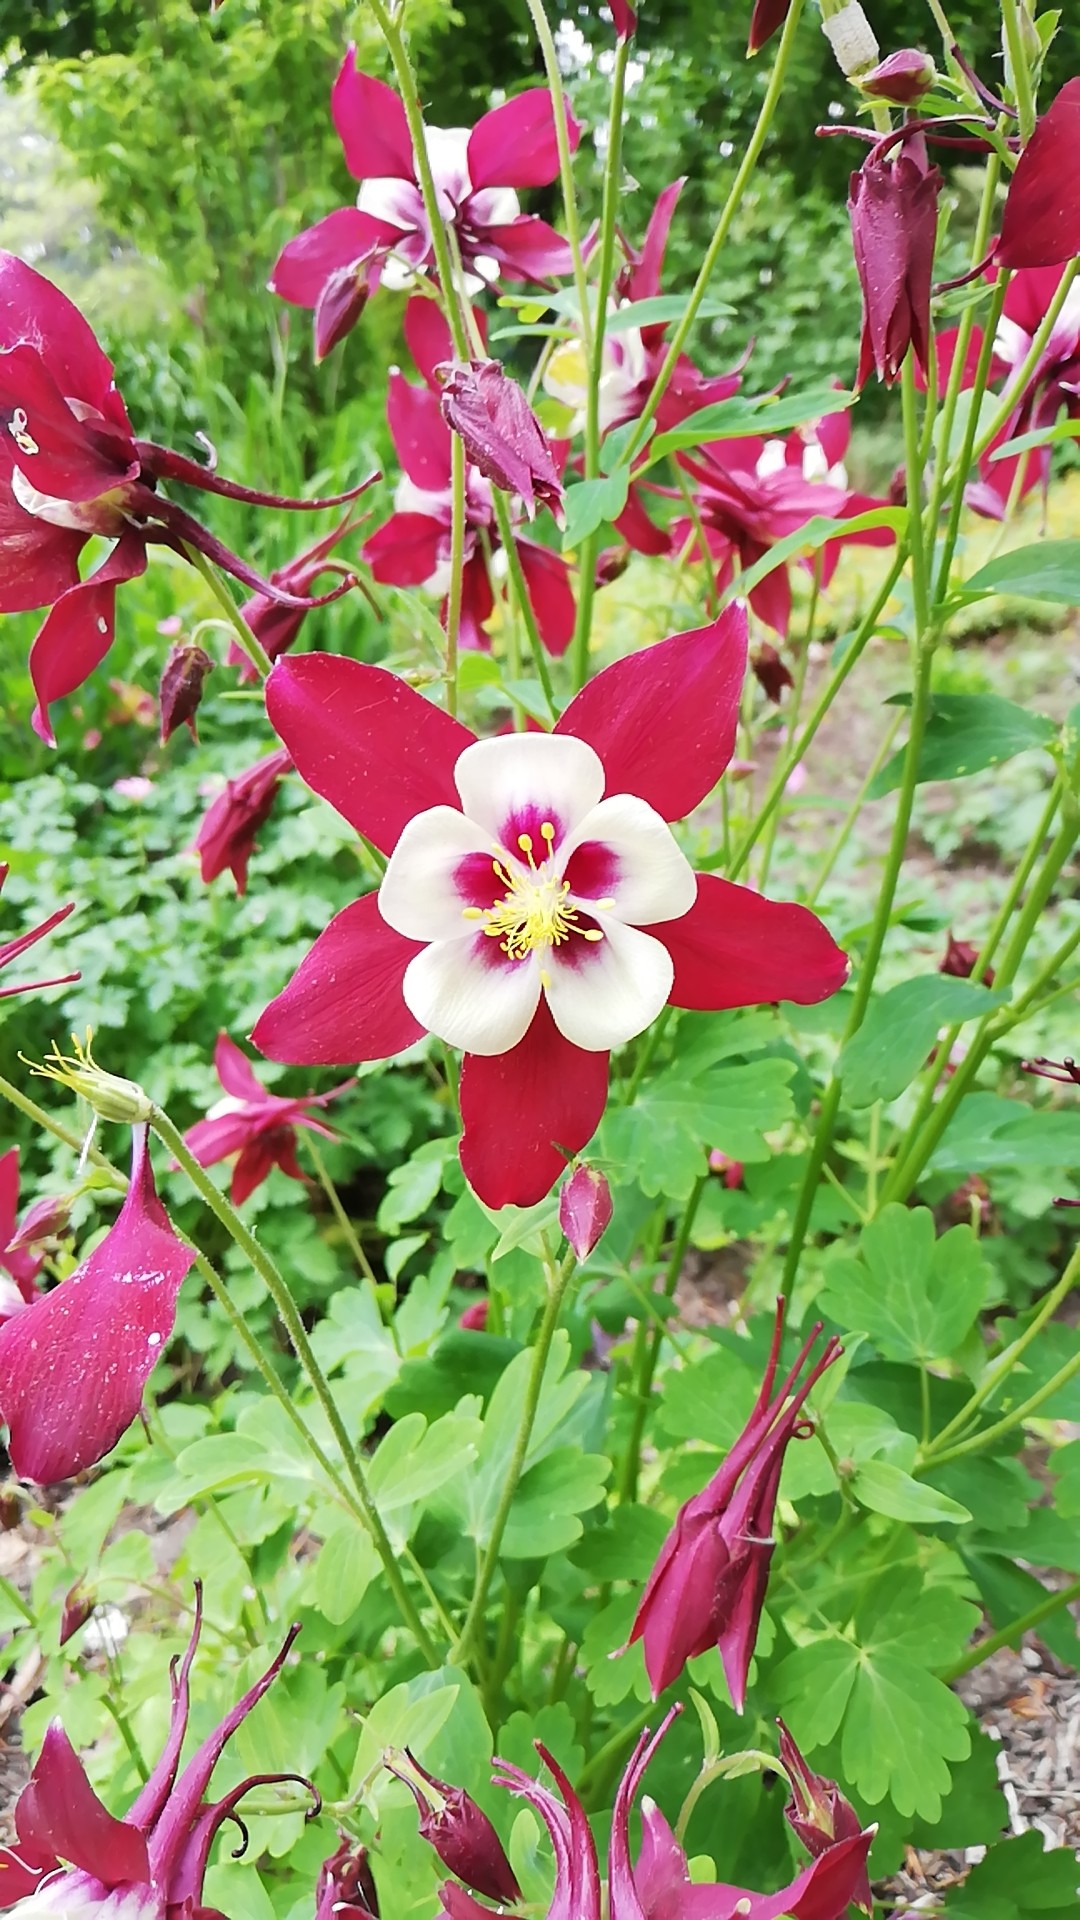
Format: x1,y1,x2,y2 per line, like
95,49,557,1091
9,406,39,457
464,818,606,964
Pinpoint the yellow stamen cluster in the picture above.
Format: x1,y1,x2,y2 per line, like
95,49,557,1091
462,821,606,977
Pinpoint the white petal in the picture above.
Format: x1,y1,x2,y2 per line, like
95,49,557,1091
454,733,605,852
560,794,697,927
379,806,499,942
403,937,541,1055
544,918,673,1052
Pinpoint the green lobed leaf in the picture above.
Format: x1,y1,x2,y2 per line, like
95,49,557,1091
850,1460,971,1524
649,385,857,459
819,1206,991,1363
310,1522,380,1625
868,692,1056,798
560,469,631,548
927,1092,1080,1176
944,1830,1080,1918
838,976,1010,1108
601,1056,797,1200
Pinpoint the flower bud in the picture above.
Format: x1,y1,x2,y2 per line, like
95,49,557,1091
459,1298,489,1330
611,0,637,38
777,1719,873,1916
386,1750,520,1905
559,1164,613,1261
7,1190,73,1253
752,643,794,704
34,1030,153,1125
439,360,564,522
159,643,214,744
940,931,994,987
316,1837,380,1920
59,1580,95,1647
849,141,941,387
708,1150,744,1188
821,1,880,78
860,48,936,105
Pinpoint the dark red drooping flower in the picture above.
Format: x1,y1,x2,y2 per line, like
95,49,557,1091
159,642,214,744
439,360,564,521
940,931,994,986
316,1837,381,1920
849,138,941,387
193,746,292,894
387,1750,521,1906
777,1719,874,1917
182,1032,352,1205
0,252,372,742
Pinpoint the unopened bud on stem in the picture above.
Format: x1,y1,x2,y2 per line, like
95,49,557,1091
30,1030,153,1125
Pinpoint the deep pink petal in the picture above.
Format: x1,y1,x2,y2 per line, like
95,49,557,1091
252,894,424,1065
387,369,453,488
29,529,147,745
405,295,468,387
265,654,475,853
214,1032,268,1104
998,80,1080,269
0,488,85,614
15,1721,149,1885
653,873,848,1011
364,510,446,587
747,559,793,639
626,179,685,307
557,609,748,821
516,537,576,655
474,215,575,282
456,550,496,650
459,1000,609,1208
669,1829,874,1920
0,1126,195,1483
614,484,671,556
0,345,137,500
0,1146,18,1249
230,1137,280,1205
0,250,133,435
269,208,400,307
467,89,577,192
332,49,415,182
183,1112,262,1166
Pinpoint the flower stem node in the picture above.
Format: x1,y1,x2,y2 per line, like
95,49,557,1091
821,1,881,80
32,1030,153,1126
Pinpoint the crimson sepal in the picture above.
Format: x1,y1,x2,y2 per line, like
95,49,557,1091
459,1001,609,1209
998,80,1080,270
0,1125,195,1483
653,873,849,1011
0,864,78,1000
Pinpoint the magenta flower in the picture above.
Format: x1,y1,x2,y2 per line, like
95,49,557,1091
672,404,893,637
0,1147,43,1328
365,304,575,655
545,181,745,441
0,252,371,742
776,1721,873,1918
193,746,292,895
182,1032,352,1205
0,1126,195,1484
251,614,848,1209
0,862,77,1000
628,1302,841,1708
0,1587,305,1915
440,360,564,521
227,508,360,683
270,48,579,357
316,1839,381,1920
997,79,1080,270
848,138,941,388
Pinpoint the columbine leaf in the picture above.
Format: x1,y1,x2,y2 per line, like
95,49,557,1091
601,1057,796,1200
850,1460,971,1524
868,692,1056,797
819,1206,991,1362
964,538,1080,603
560,470,631,548
838,975,1010,1108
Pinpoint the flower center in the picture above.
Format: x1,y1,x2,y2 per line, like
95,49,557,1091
8,406,39,456
464,822,605,973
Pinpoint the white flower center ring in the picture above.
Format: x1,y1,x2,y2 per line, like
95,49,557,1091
377,734,698,1055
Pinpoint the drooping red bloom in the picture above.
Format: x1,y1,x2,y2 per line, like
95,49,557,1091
940,931,994,987
777,1721,873,1918
440,360,564,521
671,401,894,636
159,642,213,743
748,0,793,56
629,1302,841,1708
441,1711,873,1920
365,302,575,655
559,1163,613,1260
0,1587,305,1915
182,1032,352,1205
0,1126,195,1484
0,1147,43,1328
252,613,848,1209
610,0,637,38
997,79,1080,270
0,862,77,1000
0,253,372,742
316,1838,381,1920
387,1751,520,1906
270,48,579,357
193,746,292,894
849,137,941,387
227,508,360,683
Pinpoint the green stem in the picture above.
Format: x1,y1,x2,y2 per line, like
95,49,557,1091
622,0,807,463
183,546,273,680
522,0,593,361
964,261,1080,478
617,1179,706,1503
490,491,559,719
570,32,631,692
0,1072,125,1188
103,1692,150,1784
453,1252,577,1664
576,1700,657,1799
0,1573,34,1624
942,1572,1080,1683
302,1129,381,1291
933,273,1007,599
150,1105,438,1663
444,433,466,718
1001,0,1037,141
756,574,818,896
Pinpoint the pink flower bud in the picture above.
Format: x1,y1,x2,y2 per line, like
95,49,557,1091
459,1298,489,1330
388,1751,520,1905
559,1165,613,1261
316,1837,380,1920
860,48,936,105
439,360,564,521
610,0,637,39
849,141,941,388
708,1150,744,1188
7,1190,73,1253
59,1580,95,1647
159,642,214,744
777,1720,873,1916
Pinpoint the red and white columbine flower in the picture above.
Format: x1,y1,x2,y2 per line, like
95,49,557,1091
0,1587,306,1918
270,48,578,358
182,1032,352,1205
0,252,371,742
252,612,848,1209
